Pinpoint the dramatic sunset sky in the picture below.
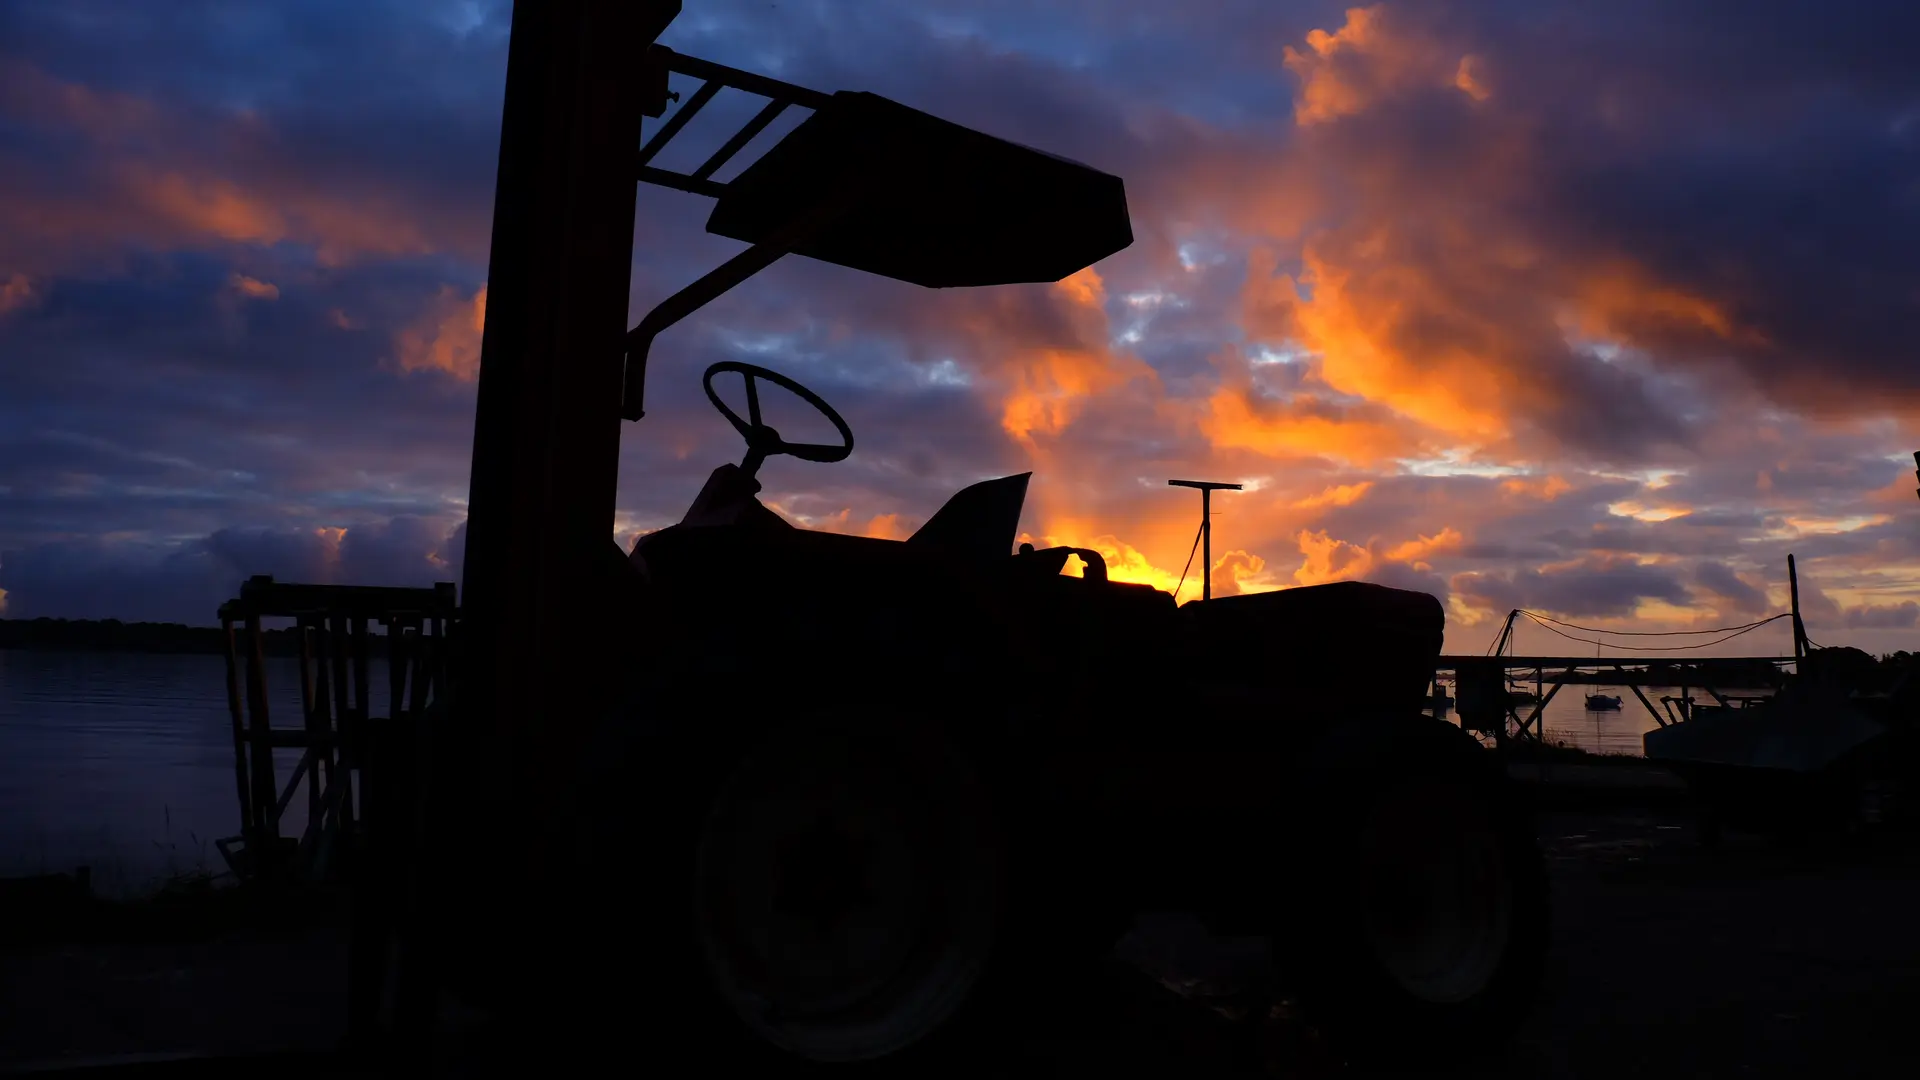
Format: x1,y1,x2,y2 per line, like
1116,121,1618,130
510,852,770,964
2,0,1917,657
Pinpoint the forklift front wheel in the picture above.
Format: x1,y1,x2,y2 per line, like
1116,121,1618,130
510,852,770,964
689,717,1003,1064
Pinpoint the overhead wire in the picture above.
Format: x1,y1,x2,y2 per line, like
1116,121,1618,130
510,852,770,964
1516,610,1793,653
1484,609,1516,656
1518,610,1784,637
1168,518,1205,606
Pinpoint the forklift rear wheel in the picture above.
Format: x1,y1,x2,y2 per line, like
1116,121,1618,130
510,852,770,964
1274,716,1549,1068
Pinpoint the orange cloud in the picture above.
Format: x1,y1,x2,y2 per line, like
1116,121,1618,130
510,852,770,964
1265,247,1515,443
1293,528,1374,586
0,65,476,275
0,64,162,142
1210,549,1275,598
0,273,34,316
1202,383,1417,463
1055,266,1105,308
396,284,487,380
787,508,915,540
1866,470,1920,507
1501,474,1572,501
229,274,279,300
1225,4,1798,472
1609,500,1693,523
315,526,347,581
1002,347,1131,444
136,169,288,247
862,513,910,541
1383,526,1464,568
1292,481,1374,509
1570,263,1768,349
1283,5,1486,125
1453,55,1492,102
1291,524,1461,586
996,269,1146,446
123,164,437,267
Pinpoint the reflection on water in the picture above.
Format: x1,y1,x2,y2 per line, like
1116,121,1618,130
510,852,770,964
1430,681,1773,756
0,649,389,896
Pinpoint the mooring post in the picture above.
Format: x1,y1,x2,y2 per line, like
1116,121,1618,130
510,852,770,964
1788,553,1806,660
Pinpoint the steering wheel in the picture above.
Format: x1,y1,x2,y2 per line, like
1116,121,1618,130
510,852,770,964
702,361,854,479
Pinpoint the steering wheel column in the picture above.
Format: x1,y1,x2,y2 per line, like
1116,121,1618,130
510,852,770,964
703,361,855,481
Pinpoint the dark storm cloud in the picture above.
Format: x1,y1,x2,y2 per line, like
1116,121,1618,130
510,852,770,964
1844,601,1920,631
0,0,508,275
1,249,478,546
1455,0,1920,414
0,540,230,623
1452,559,1694,621
0,515,463,622
1353,559,1449,604
1694,561,1771,616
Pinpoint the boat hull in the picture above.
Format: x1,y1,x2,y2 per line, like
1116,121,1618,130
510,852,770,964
1644,684,1892,833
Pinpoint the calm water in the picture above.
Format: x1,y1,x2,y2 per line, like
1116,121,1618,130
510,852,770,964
0,649,1706,894
0,649,392,896
1452,679,1772,756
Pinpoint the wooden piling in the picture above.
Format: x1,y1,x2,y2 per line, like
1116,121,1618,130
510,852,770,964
219,615,253,840
1788,553,1807,660
242,612,279,859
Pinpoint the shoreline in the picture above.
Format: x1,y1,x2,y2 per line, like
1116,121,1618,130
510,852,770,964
0,618,433,658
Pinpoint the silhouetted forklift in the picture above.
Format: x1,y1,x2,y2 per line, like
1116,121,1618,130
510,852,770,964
428,3,1551,1074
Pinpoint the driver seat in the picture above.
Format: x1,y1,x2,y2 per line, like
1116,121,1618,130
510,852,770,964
905,473,1032,563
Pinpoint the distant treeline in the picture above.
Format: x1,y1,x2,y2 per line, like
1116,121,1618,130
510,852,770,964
0,618,423,658
1543,662,1786,689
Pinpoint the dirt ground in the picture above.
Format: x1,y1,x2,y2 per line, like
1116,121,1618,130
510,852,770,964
1095,807,1920,1078
5,803,1919,1077
1186,812,1918,1077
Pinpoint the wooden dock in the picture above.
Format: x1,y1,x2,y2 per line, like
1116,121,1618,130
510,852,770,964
1435,652,1798,743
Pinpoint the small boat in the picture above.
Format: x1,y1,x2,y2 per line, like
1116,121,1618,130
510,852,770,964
1506,689,1539,707
1585,693,1623,711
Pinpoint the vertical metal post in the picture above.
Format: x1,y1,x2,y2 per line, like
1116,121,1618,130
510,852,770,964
434,0,684,1049
1201,487,1212,602
1169,480,1242,603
